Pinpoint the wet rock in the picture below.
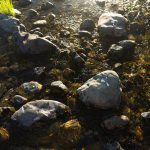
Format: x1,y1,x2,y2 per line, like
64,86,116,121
0,128,9,143
13,31,60,55
0,14,25,36
80,19,95,32
11,100,70,127
79,30,92,38
41,2,54,10
11,95,28,108
98,12,128,38
77,70,121,109
34,66,46,76
101,115,129,130
21,81,42,94
107,40,136,61
51,81,68,96
18,0,32,7
33,20,47,28
70,50,85,69
27,9,39,19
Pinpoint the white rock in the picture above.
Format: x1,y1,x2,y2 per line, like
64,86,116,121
77,70,121,109
98,12,128,38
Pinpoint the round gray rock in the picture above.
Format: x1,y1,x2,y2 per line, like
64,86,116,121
98,12,128,38
11,100,69,127
77,70,122,109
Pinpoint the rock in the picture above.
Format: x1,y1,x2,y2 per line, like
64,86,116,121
80,19,95,32
56,119,82,148
59,30,70,38
98,12,128,38
101,115,129,130
34,66,46,76
51,81,68,96
41,2,54,10
107,40,136,61
78,30,92,38
77,70,121,109
103,141,124,150
21,81,43,94
18,0,32,7
0,128,9,143
33,20,47,28
0,14,25,35
70,50,85,69
34,31,43,37
27,9,39,19
130,22,145,35
13,31,60,55
0,107,15,120
96,0,105,7
30,27,40,34
11,95,28,108
11,100,70,127
141,112,150,119
13,9,22,18
46,13,56,21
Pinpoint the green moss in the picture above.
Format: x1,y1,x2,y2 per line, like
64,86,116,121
0,0,15,16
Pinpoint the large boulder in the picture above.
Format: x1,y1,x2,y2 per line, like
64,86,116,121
11,100,70,127
98,12,128,38
13,31,60,55
77,70,121,109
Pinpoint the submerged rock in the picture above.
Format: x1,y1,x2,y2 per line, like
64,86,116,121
98,12,128,38
101,115,129,130
11,100,70,127
77,70,121,109
13,31,60,55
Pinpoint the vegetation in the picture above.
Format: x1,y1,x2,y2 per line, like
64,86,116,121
0,0,15,16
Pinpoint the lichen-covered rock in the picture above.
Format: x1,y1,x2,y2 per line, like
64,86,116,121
98,12,128,38
11,100,70,127
77,70,121,109
21,81,43,94
13,31,60,55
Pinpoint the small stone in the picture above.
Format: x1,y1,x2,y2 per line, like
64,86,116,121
11,95,27,108
41,2,54,10
34,66,46,76
141,112,150,119
51,81,68,96
27,9,39,19
101,115,129,130
21,81,43,94
80,19,95,32
0,128,9,143
78,30,91,38
34,31,43,37
33,20,47,28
